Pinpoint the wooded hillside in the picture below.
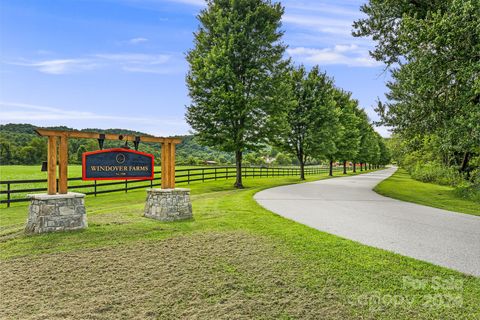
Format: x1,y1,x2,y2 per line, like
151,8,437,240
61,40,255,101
0,123,236,166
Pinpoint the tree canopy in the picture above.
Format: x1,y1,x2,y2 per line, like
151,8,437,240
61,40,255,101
186,0,290,188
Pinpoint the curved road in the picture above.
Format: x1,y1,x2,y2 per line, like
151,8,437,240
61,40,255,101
254,167,480,276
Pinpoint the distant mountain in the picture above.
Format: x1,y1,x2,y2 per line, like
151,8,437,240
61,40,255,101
0,123,234,165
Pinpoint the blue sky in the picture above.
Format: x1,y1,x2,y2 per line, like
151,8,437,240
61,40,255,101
0,0,390,137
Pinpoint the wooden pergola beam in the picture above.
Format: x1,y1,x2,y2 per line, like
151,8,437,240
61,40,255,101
36,127,180,194
35,128,181,144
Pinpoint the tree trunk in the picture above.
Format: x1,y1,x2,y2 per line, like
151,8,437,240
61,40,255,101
459,152,470,173
343,161,347,174
360,163,363,171
299,160,305,180
329,160,333,176
234,150,243,188
353,163,356,173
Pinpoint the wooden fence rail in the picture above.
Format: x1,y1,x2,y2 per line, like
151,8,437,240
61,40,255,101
0,165,350,207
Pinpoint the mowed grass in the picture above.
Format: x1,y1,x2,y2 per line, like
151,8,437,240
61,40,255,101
0,164,211,180
374,168,480,216
0,164,332,203
1,169,479,319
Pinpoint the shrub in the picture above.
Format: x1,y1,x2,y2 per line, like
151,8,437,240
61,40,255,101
454,182,480,202
409,162,464,186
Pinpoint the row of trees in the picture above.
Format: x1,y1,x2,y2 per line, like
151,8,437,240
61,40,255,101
352,0,479,198
186,0,389,188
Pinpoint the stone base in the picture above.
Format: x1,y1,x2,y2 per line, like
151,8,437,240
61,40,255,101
25,193,87,234
144,188,192,222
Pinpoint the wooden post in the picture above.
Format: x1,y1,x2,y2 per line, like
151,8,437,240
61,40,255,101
161,142,171,189
170,142,176,189
47,136,57,195
34,128,181,190
59,134,68,194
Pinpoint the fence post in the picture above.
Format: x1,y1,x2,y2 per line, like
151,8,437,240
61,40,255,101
202,168,205,182
215,167,217,180
125,180,128,193
94,180,97,197
7,182,10,208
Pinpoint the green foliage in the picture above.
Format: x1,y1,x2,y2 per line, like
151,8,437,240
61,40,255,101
332,90,361,163
0,139,12,164
274,65,340,178
410,162,464,187
274,152,293,165
353,0,450,66
375,168,480,215
354,109,379,165
355,0,478,195
0,124,235,166
186,0,290,187
76,145,86,163
1,172,479,319
391,134,479,202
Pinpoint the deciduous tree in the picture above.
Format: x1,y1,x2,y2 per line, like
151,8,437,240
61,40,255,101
186,0,289,188
275,65,338,179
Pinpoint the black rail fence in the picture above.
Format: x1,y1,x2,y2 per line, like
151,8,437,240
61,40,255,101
0,165,349,207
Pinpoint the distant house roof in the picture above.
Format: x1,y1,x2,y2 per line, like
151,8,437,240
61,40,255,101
204,160,217,164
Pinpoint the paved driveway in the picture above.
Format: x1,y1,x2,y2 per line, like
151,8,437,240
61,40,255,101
254,167,480,276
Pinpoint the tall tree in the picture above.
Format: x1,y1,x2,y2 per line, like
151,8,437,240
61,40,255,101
328,89,361,175
355,0,479,173
353,109,372,171
275,65,338,179
378,137,391,166
186,0,289,188
353,0,450,67
0,140,12,164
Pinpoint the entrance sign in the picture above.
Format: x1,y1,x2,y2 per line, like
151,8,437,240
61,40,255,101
82,148,154,180
34,128,180,194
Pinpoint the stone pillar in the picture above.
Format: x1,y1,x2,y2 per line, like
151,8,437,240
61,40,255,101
144,188,192,222
25,193,87,234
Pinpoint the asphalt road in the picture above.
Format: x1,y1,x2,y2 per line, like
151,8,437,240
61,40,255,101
254,167,480,276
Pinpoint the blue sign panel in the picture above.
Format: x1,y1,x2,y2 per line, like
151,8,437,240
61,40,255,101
82,148,154,180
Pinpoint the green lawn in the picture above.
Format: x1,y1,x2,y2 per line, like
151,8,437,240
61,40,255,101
374,168,480,216
1,169,478,319
0,164,335,203
0,164,218,180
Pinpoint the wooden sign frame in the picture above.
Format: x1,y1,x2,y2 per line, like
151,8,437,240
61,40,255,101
82,148,155,181
35,128,181,195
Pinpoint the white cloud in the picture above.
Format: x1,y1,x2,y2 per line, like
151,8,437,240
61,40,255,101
121,66,172,74
164,0,205,6
287,45,381,67
7,53,175,75
0,101,185,126
94,53,170,64
128,37,148,44
284,2,361,17
283,14,353,36
10,59,97,75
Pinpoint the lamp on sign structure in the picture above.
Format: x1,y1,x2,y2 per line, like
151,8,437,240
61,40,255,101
97,134,105,150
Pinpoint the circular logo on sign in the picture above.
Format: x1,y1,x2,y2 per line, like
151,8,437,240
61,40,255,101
116,153,126,164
